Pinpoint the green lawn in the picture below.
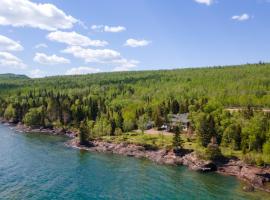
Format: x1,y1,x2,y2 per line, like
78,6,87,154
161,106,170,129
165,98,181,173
101,131,270,165
102,131,204,151
102,132,173,149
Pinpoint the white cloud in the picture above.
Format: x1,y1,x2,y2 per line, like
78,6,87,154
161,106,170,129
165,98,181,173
34,53,70,65
0,51,26,69
62,46,121,63
124,39,151,47
47,31,108,47
194,0,214,6
0,0,77,31
112,59,139,71
66,66,101,75
232,14,250,21
91,25,103,32
0,35,23,51
29,69,45,78
91,25,126,33
104,25,126,33
62,46,139,70
34,43,48,49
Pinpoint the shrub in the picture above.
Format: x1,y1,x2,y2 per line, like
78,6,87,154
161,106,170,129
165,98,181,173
205,144,222,160
242,153,265,166
115,128,123,136
23,107,43,127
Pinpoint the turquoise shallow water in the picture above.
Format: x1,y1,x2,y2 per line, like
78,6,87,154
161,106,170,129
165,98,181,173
0,124,269,200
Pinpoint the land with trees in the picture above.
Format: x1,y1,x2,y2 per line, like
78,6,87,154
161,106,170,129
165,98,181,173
0,63,270,165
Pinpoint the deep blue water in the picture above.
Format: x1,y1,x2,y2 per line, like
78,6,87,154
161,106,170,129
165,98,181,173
0,124,269,200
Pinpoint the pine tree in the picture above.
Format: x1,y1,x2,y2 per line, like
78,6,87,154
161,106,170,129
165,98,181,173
172,125,184,151
79,121,89,145
171,99,180,114
153,107,163,128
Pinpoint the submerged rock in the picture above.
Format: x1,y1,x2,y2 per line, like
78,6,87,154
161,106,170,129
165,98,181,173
243,185,255,192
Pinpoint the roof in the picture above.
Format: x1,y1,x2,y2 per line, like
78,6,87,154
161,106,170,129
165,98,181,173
170,113,190,124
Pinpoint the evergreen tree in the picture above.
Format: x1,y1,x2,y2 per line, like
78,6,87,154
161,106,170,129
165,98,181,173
171,99,180,114
79,121,89,145
172,125,184,151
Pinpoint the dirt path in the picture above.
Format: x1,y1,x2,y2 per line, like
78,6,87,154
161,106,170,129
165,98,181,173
144,128,174,136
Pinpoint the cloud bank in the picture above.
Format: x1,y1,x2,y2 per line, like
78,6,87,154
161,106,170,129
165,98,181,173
0,35,23,51
124,39,151,47
0,0,77,31
91,25,126,33
47,31,108,47
0,52,26,69
34,53,70,65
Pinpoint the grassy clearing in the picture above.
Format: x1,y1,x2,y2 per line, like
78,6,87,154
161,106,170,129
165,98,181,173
102,132,173,149
102,131,204,152
101,131,270,165
101,131,218,152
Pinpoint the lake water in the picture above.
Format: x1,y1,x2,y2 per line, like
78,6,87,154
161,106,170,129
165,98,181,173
0,124,269,200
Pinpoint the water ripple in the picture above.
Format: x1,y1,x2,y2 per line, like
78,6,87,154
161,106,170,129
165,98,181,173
0,125,269,200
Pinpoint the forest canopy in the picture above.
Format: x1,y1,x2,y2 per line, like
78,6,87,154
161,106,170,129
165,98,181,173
0,63,270,163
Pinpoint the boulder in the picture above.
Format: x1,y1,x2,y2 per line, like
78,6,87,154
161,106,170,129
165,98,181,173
240,166,270,187
243,185,255,192
182,152,217,172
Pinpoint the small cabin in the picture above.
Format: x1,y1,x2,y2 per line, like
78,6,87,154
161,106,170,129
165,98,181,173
169,113,190,131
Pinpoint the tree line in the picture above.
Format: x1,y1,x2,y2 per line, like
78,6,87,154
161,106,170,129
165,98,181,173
0,63,269,163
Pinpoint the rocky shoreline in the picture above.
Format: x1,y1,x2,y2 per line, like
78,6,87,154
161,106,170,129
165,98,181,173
1,119,270,193
0,118,77,138
67,139,270,193
14,122,78,138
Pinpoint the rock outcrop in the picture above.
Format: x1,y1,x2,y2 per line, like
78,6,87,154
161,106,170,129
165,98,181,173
68,140,217,172
182,152,217,172
218,159,270,192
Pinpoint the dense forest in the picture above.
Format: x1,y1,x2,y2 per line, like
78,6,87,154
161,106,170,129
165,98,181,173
0,64,270,164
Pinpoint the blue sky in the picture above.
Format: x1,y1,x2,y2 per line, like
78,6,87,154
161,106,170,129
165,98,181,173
0,0,270,77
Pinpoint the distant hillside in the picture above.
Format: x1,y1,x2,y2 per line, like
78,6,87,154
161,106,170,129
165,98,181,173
0,63,269,107
0,73,29,80
0,74,30,93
